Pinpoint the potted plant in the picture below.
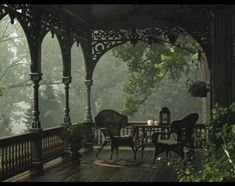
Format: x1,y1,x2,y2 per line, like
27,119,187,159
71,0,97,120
187,80,210,97
60,123,88,164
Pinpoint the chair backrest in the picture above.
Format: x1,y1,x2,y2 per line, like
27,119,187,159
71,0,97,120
95,109,128,137
171,113,199,146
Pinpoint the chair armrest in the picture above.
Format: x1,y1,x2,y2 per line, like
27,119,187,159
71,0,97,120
152,130,172,144
99,127,112,138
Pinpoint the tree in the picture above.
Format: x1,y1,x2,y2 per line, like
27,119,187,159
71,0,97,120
39,81,63,129
0,16,31,137
112,35,203,118
0,114,12,137
23,102,33,130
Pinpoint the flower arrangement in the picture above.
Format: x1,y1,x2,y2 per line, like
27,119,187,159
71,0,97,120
187,80,210,97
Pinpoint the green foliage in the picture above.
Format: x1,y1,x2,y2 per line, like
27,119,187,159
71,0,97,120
173,102,235,182
112,37,203,116
0,86,5,97
211,103,229,122
187,80,209,97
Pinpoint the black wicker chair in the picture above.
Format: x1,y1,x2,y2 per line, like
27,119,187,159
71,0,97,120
95,109,136,159
152,113,199,165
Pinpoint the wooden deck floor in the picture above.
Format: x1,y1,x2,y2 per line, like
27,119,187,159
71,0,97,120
9,147,177,182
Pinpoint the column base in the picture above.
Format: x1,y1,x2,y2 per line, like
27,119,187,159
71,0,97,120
31,162,43,175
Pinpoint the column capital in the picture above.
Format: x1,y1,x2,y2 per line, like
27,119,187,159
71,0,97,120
62,76,72,84
30,73,43,82
84,79,93,86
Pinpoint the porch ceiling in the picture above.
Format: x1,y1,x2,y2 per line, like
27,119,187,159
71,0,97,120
47,4,218,29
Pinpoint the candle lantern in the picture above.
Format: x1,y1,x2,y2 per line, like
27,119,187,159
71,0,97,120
159,107,171,125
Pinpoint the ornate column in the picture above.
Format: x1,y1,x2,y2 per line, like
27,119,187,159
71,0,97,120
84,79,93,122
29,72,43,174
62,76,72,125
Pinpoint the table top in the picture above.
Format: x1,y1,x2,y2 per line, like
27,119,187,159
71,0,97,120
127,121,206,129
131,124,170,128
127,121,170,128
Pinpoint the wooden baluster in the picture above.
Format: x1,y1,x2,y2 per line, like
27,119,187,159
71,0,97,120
49,136,52,159
4,146,7,177
53,136,56,154
47,136,50,158
45,137,48,160
26,141,29,167
41,138,44,161
55,136,58,155
24,141,27,167
43,137,46,161
26,140,29,168
12,144,15,173
44,137,46,160
23,141,25,169
5,146,9,177
46,136,48,160
17,142,19,171
1,146,5,177
10,145,14,174
29,140,32,164
21,141,24,169
50,136,52,158
50,136,53,158
0,148,2,177
14,144,17,172
53,136,55,157
7,145,11,175
19,142,22,170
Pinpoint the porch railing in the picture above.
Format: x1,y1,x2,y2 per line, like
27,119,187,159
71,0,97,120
0,126,64,181
42,127,64,163
0,122,209,181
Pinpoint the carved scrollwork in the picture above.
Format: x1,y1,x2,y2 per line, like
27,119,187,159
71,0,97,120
0,5,7,20
92,39,125,61
92,29,128,62
43,12,65,38
1,4,45,48
91,27,188,63
72,25,89,45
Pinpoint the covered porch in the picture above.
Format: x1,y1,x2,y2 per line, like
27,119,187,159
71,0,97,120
0,4,235,182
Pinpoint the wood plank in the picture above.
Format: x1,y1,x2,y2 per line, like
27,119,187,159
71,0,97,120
9,148,177,182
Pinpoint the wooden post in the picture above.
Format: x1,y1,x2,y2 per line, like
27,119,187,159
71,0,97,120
62,76,72,125
84,79,93,123
29,72,43,174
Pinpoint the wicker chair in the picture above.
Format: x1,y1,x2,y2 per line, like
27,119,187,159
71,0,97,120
152,113,199,164
95,109,136,160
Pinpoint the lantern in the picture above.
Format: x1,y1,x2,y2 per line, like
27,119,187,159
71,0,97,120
159,107,171,125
